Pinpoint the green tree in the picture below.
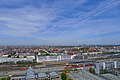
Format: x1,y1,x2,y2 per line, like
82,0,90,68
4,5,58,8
24,56,27,58
11,52,16,55
74,68,78,71
16,55,19,58
104,68,108,73
8,55,11,58
33,59,36,63
100,68,108,74
17,61,32,64
89,67,95,74
61,73,72,80
0,77,10,80
61,73,66,80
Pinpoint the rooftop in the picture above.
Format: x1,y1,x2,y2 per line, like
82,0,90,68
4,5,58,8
38,73,48,78
101,73,120,80
49,72,59,77
69,70,105,80
25,67,36,79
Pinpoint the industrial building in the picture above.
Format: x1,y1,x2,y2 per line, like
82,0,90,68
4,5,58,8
10,67,61,80
101,73,120,80
36,53,75,62
111,68,120,77
95,61,120,74
69,70,105,80
0,57,34,63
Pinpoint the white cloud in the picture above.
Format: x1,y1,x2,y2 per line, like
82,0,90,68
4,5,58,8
0,0,87,37
0,6,56,36
42,0,120,37
55,0,120,29
0,0,120,45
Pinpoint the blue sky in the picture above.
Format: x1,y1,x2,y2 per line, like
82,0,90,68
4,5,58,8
0,0,120,45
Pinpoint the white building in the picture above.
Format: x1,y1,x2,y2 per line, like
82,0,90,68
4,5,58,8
0,57,34,63
95,61,120,74
36,53,75,63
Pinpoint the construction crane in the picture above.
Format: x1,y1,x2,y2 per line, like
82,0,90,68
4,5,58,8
65,63,69,80
65,63,78,80
65,63,86,80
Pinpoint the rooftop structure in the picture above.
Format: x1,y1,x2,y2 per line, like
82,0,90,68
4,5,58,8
38,72,48,80
10,71,61,80
69,70,105,80
48,72,60,80
101,73,120,80
25,67,36,80
49,72,59,77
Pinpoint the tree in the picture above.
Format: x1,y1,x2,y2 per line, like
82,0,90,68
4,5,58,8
24,56,27,58
101,68,108,74
89,67,95,74
16,55,19,58
104,68,108,73
61,73,66,80
33,59,36,63
61,73,72,80
11,52,16,55
8,55,11,58
74,68,78,71
0,77,10,80
89,67,92,73
17,61,32,64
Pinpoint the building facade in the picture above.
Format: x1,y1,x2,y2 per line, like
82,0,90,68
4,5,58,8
95,61,120,74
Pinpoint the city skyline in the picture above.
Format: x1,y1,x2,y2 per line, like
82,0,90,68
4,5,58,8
0,0,120,45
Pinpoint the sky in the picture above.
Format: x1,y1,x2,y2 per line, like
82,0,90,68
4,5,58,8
0,0,120,45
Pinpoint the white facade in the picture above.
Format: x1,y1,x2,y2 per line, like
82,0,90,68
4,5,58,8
36,53,74,63
83,52,103,55
95,61,120,74
0,58,34,63
95,63,100,74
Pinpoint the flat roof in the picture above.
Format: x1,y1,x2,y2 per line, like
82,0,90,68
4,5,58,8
69,70,105,80
102,73,120,80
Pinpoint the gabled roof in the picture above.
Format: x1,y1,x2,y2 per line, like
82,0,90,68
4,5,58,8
49,72,59,77
25,67,36,79
38,73,48,78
